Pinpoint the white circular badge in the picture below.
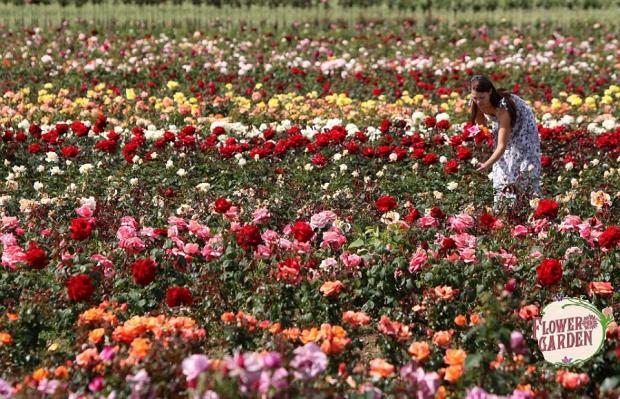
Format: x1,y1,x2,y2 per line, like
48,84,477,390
532,298,613,366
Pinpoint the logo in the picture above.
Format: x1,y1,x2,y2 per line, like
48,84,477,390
532,297,614,366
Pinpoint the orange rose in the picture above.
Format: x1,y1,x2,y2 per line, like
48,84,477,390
54,366,69,379
129,338,151,360
454,314,467,327
444,365,464,383
221,311,235,322
281,327,300,341
408,341,430,362
435,386,447,399
320,280,344,297
342,311,371,327
369,358,395,378
432,330,453,347
88,328,105,344
444,348,467,366
470,313,482,325
588,281,614,296
0,332,12,345
7,313,19,321
32,368,49,382
269,322,282,334
300,328,321,344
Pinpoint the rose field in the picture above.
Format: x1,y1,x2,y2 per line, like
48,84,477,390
0,16,620,398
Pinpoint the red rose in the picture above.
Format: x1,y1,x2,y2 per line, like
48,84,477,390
312,153,328,166
67,274,95,302
444,159,458,174
71,121,90,137
28,143,42,153
412,148,425,159
424,116,436,128
436,119,450,130
165,286,193,307
61,146,79,157
29,124,42,137
70,217,92,241
456,145,472,160
536,259,563,286
478,213,496,230
25,241,48,269
533,199,559,219
131,258,157,286
236,224,262,250
404,208,420,224
541,155,552,168
422,153,439,165
291,220,314,242
375,196,398,213
599,226,620,249
440,237,456,251
95,139,117,153
430,207,445,219
55,123,69,135
214,197,232,213
379,119,390,132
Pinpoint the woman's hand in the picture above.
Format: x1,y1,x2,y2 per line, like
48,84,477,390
476,161,491,172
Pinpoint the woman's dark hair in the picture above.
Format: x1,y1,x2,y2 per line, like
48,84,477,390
468,75,517,128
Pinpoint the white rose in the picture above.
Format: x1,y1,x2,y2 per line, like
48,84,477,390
45,152,58,163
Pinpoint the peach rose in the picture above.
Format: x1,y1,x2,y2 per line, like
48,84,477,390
320,280,344,297
369,358,395,378
408,341,431,362
444,365,464,383
588,281,614,295
444,348,467,366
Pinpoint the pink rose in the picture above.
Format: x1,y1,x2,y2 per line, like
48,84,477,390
1,216,19,231
224,206,239,221
511,225,529,237
255,245,272,259
447,214,474,233
459,247,477,263
75,204,93,218
121,216,139,229
167,216,187,230
408,247,428,272
261,230,279,244
252,208,271,225
558,215,582,232
418,215,439,229
340,252,362,268
183,243,200,255
453,233,477,250
321,228,347,250
116,225,136,241
310,211,337,229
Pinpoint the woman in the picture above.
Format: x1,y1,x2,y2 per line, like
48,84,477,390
469,75,542,212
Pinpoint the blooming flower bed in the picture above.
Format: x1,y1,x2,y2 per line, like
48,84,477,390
0,20,619,399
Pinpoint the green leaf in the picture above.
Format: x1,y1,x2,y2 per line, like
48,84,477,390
465,353,483,370
348,238,365,249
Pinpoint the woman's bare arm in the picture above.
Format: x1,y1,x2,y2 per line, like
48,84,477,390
476,109,512,171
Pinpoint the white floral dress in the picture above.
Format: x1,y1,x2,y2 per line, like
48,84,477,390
487,94,542,209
